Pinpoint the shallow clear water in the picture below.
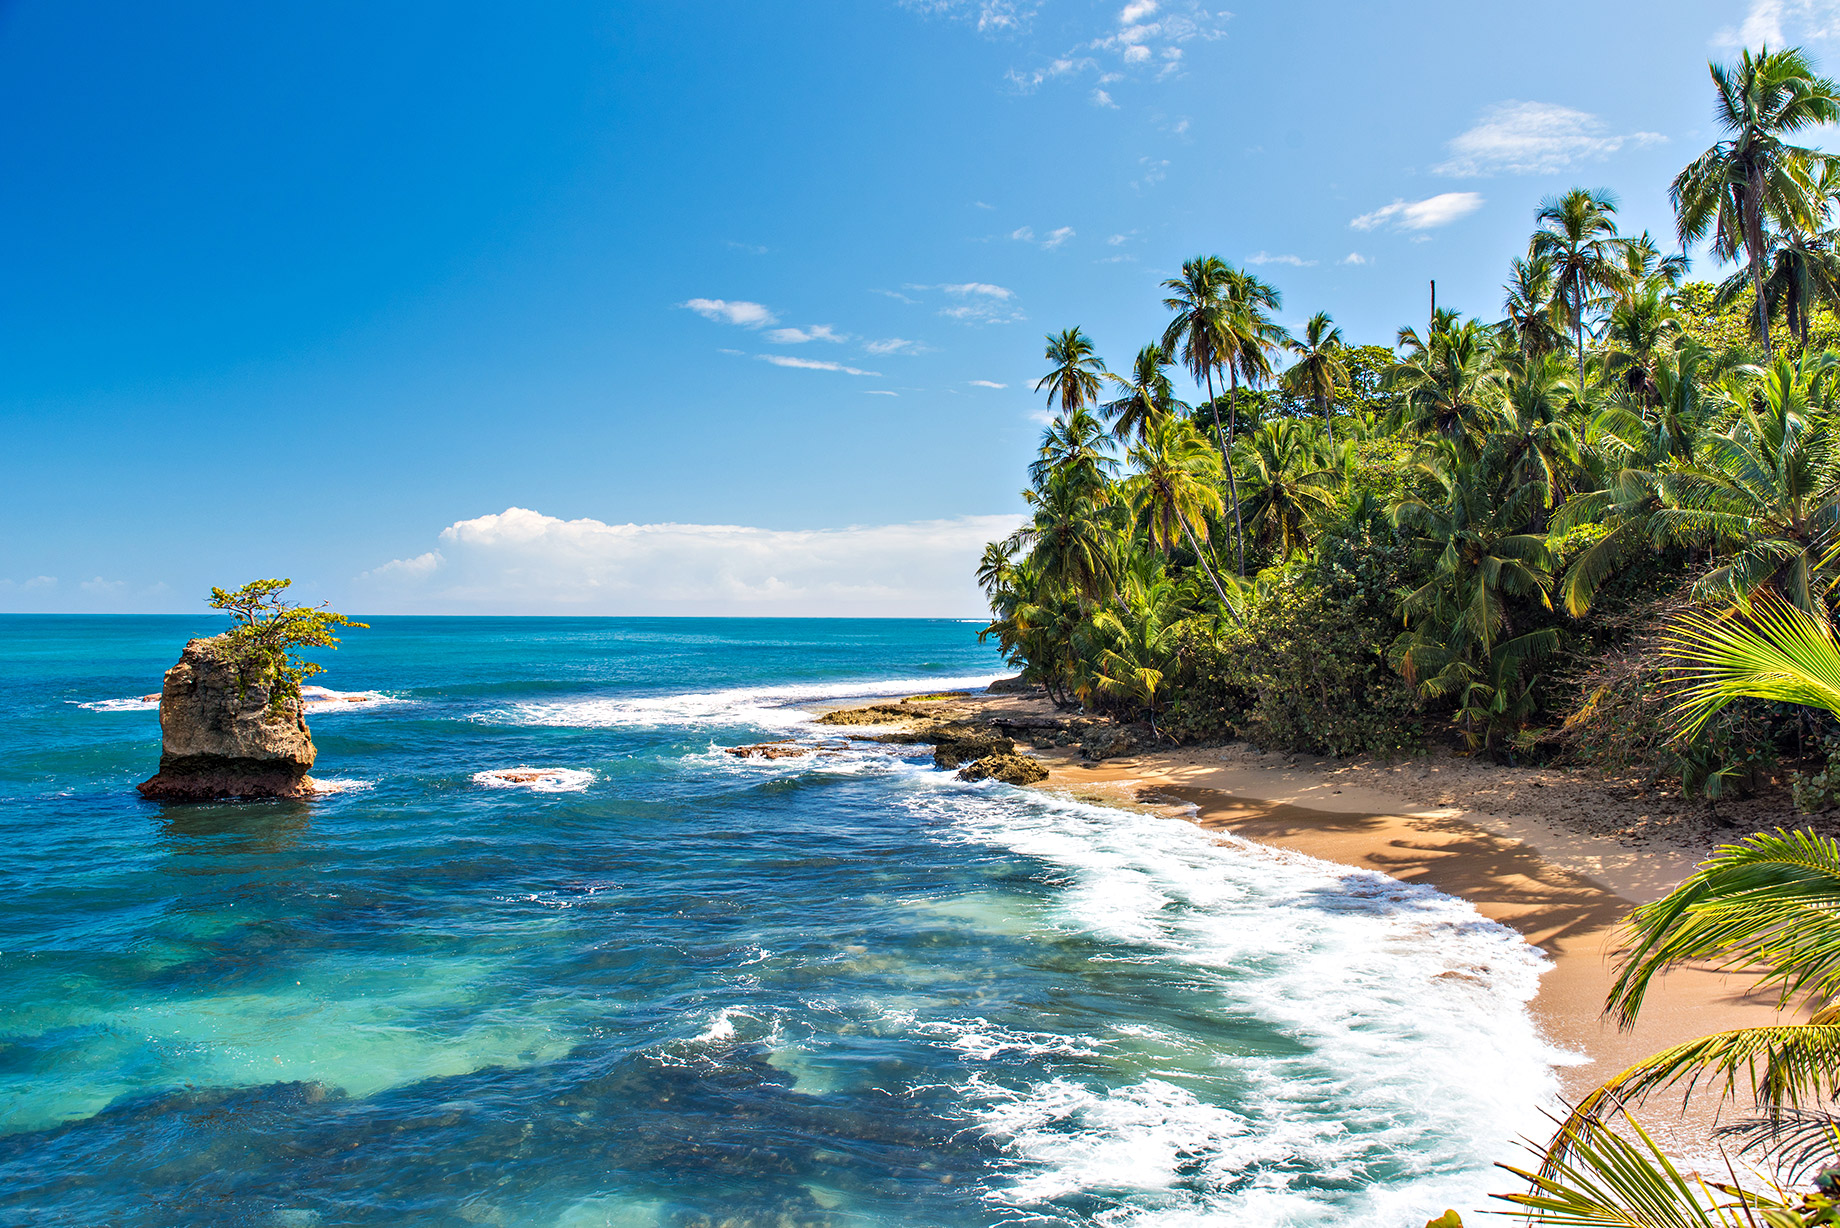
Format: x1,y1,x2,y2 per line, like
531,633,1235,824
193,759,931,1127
0,616,1559,1226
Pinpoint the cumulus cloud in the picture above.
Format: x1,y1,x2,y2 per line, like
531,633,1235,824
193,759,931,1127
1246,251,1316,267
682,298,777,328
764,324,845,344
1435,101,1664,177
1341,252,1370,265
969,379,1008,388
1351,192,1485,232
758,355,880,376
1092,88,1118,108
354,507,1022,617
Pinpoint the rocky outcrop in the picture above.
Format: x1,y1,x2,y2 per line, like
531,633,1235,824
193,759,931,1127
957,753,1049,785
815,704,914,726
930,724,1014,770
985,676,1036,694
1080,727,1136,760
136,636,316,802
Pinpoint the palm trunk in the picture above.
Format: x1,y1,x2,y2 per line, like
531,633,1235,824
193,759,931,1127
1318,388,1332,445
1225,368,1245,576
1748,179,1773,359
1181,517,1240,625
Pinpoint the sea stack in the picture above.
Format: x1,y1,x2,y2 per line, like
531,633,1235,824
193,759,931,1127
136,634,316,801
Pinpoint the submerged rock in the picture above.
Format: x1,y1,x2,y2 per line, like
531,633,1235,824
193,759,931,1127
957,753,1049,785
930,724,1014,770
725,742,813,760
136,635,316,802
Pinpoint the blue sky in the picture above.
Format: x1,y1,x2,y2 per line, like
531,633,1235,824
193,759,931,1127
1,0,1830,616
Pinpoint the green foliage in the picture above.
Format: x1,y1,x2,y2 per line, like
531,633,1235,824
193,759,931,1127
208,578,367,711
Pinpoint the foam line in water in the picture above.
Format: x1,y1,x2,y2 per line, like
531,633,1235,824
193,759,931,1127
477,673,1002,732
75,686,402,715
473,767,595,793
901,779,1570,1225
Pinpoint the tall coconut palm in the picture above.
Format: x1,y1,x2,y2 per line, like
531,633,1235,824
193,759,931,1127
1531,187,1631,391
1035,327,1108,415
1160,255,1234,457
1602,285,1685,403
1121,416,1234,611
1716,225,1840,350
1280,312,1350,444
1100,343,1183,443
1502,254,1569,361
1673,46,1840,359
1216,266,1288,574
1489,352,1582,521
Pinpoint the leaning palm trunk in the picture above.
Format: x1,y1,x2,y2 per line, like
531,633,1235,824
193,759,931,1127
1180,517,1239,623
1225,366,1245,575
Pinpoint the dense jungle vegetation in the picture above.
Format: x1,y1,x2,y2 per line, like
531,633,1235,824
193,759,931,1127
978,44,1840,804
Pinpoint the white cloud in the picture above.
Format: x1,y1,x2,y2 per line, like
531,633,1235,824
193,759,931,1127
1435,101,1665,177
1351,192,1485,231
355,506,1022,617
872,288,920,304
863,337,921,355
758,355,880,376
969,379,1008,388
901,0,1039,33
1246,251,1316,267
1010,227,1076,250
1107,231,1138,245
682,298,777,328
865,390,899,396
1120,0,1158,21
940,282,1013,299
1133,157,1170,190
726,241,768,255
974,200,997,210
1341,252,1370,265
764,324,845,344
1716,0,1840,46
1092,88,1118,107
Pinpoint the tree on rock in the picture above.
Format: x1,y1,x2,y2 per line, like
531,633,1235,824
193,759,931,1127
208,579,367,710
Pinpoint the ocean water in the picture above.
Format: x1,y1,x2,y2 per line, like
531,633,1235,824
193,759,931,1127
0,616,1561,1227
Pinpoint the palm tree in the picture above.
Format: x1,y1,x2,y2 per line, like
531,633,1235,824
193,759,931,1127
1502,255,1569,361
1235,420,1342,559
1653,353,1840,611
1081,567,1196,736
1672,46,1840,359
1280,312,1350,444
1390,314,1505,459
1027,406,1118,494
1601,285,1684,403
1555,349,1713,615
1121,416,1234,611
1216,266,1288,574
1530,187,1631,391
1035,327,1107,415
1392,458,1559,747
1100,343,1183,443
1489,352,1581,523
1160,255,1234,457
1008,472,1119,610
1716,225,1840,350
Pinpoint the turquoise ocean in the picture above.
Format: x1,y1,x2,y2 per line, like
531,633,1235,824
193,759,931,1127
0,616,1561,1226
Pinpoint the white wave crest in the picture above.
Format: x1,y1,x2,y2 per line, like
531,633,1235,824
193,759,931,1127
472,767,595,793
477,673,1000,732
902,784,1569,1225
76,685,400,715
307,779,376,795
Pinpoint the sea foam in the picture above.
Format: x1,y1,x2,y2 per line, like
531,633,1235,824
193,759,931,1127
903,780,1568,1225
476,673,1002,732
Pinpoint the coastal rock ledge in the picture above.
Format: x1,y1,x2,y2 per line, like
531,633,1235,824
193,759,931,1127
136,635,317,801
